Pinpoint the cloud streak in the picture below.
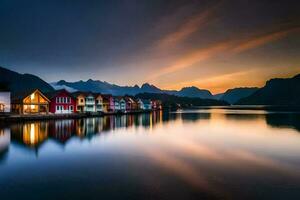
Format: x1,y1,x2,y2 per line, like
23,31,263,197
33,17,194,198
157,3,221,49
149,25,300,81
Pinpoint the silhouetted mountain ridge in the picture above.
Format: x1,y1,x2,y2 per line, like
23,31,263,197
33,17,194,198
237,74,300,105
220,87,259,104
0,66,54,96
54,79,215,99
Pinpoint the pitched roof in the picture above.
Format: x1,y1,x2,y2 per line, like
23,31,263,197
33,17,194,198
12,89,50,103
45,89,75,100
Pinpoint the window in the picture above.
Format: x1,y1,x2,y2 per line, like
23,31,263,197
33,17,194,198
69,105,73,111
80,98,84,103
56,105,62,111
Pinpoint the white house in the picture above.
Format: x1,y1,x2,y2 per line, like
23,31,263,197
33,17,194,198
0,92,11,112
85,94,96,112
120,98,126,112
113,97,121,111
138,99,152,110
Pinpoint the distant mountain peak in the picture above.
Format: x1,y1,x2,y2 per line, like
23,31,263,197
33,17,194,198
57,80,67,85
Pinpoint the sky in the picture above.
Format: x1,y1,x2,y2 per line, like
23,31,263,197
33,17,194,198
0,0,300,94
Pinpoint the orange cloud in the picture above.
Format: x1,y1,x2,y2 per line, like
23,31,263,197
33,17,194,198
232,26,300,53
149,41,232,80
157,2,221,49
150,25,300,84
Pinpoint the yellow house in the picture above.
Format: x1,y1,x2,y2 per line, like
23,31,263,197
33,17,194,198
73,92,86,113
12,89,50,114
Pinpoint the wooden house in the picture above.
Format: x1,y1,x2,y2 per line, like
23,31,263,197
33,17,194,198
46,89,76,114
102,95,114,113
73,92,96,113
11,89,50,114
73,92,86,113
138,99,152,110
85,93,96,112
151,100,162,110
113,97,121,111
125,97,137,111
94,94,103,112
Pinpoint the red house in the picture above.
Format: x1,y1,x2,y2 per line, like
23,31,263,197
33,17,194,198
46,89,77,114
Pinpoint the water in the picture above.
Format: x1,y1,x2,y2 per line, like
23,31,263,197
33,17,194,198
1,108,300,199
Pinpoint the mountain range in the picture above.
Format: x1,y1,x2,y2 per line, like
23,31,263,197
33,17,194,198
1,66,299,106
53,80,215,99
217,87,259,104
237,74,300,105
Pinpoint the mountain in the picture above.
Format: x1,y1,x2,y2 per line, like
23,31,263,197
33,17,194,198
213,93,224,100
0,66,54,94
220,87,259,104
50,82,78,92
135,93,229,109
236,74,300,105
54,79,214,98
172,86,213,99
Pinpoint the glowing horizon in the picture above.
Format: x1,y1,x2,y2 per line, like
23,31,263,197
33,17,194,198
0,0,299,94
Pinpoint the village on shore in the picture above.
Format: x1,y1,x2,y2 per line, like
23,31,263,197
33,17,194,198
0,88,162,120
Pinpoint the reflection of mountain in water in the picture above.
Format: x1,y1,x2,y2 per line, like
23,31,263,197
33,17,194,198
0,128,10,164
180,113,211,122
266,114,300,132
224,113,263,121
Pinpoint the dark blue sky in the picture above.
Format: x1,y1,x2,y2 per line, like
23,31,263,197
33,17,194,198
1,0,300,93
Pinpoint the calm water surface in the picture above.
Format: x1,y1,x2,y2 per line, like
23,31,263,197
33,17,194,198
1,108,300,200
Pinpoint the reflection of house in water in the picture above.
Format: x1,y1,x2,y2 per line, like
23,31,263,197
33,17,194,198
137,113,151,128
48,120,76,144
75,118,104,138
6,111,168,151
10,122,48,149
0,128,10,164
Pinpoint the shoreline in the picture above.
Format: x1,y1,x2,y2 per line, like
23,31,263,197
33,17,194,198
0,110,155,122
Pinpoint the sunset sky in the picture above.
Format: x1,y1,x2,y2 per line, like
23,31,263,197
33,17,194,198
0,0,300,93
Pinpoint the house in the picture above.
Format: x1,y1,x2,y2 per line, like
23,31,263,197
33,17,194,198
120,98,126,112
0,92,11,112
151,100,162,110
46,89,76,114
124,96,137,111
94,94,103,112
113,97,126,112
11,89,50,114
102,94,114,113
138,99,152,110
113,97,121,111
85,93,96,112
73,92,96,113
73,92,85,113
